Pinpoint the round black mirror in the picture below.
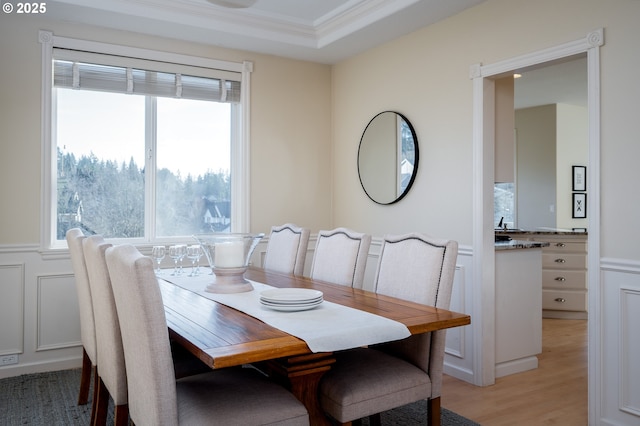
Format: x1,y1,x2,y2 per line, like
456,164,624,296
357,111,419,205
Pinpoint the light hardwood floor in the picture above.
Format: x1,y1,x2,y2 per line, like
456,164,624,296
442,318,588,425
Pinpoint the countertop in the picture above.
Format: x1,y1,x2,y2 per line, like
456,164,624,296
495,239,550,251
495,228,588,236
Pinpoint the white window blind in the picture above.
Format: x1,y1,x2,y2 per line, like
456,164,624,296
53,48,241,103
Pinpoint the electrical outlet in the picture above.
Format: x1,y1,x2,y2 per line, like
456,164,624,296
0,354,19,366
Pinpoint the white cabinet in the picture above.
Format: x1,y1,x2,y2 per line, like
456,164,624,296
495,247,542,377
533,235,588,319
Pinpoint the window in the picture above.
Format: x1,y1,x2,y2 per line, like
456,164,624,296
40,32,252,249
494,182,515,229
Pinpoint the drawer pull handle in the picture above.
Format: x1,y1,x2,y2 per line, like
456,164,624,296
554,298,566,303
555,243,566,248
555,258,566,263
555,276,566,282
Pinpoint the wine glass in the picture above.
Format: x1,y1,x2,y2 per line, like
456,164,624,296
169,245,186,276
177,244,187,275
187,245,202,276
151,245,166,275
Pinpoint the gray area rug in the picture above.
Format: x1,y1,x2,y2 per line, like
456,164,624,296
0,369,480,425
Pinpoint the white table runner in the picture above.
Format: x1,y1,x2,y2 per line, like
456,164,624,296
161,274,410,353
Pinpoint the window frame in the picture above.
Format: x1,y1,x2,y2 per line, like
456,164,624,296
39,31,253,252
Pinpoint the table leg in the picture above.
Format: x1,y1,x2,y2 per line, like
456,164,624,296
266,352,335,426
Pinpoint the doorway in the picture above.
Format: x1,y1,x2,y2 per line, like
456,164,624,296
471,29,603,424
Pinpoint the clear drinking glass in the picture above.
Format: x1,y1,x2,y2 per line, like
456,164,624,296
151,245,166,275
169,244,186,276
177,244,187,275
187,245,202,276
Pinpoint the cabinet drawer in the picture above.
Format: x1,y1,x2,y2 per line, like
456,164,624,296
542,270,587,290
542,253,586,269
542,241,586,253
542,290,587,312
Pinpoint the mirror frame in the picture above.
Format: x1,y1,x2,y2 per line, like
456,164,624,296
357,111,419,205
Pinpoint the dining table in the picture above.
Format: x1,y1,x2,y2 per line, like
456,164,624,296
159,266,471,425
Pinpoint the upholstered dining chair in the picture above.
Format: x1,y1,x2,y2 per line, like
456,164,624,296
309,228,371,289
66,228,98,420
105,244,309,426
82,235,128,426
83,236,221,425
263,223,310,276
319,233,458,426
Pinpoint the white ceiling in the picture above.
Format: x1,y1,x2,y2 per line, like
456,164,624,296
44,0,486,64
515,56,587,110
42,0,585,107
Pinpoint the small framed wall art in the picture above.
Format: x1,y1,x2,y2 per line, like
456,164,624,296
572,165,586,192
572,192,587,218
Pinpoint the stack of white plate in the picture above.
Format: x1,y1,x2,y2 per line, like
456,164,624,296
260,288,323,312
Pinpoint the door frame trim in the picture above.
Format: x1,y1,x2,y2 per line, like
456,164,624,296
470,28,603,424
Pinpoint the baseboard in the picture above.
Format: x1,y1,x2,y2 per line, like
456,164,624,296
495,356,539,378
443,362,475,384
0,356,82,380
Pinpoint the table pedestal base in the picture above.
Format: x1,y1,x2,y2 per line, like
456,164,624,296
266,352,335,426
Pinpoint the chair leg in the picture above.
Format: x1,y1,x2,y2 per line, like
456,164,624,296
114,404,129,426
78,348,92,405
90,367,99,426
93,377,109,426
427,397,441,426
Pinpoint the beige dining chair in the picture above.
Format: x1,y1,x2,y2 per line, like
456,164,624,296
105,244,309,426
263,223,310,276
83,235,216,425
66,228,99,421
83,235,129,426
309,228,371,288
319,232,458,426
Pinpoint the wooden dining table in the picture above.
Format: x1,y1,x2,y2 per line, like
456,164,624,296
159,266,471,425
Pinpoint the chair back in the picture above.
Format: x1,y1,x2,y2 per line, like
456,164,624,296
374,233,457,309
106,244,178,426
66,228,97,364
373,233,458,386
263,223,310,276
82,235,127,405
310,228,371,288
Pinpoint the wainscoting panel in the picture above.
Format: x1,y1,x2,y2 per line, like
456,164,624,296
445,265,466,359
36,274,81,351
601,260,640,425
0,263,25,355
620,287,640,416
444,249,475,383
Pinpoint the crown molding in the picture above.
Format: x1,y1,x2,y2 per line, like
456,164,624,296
47,0,425,50
45,0,485,63
315,0,420,47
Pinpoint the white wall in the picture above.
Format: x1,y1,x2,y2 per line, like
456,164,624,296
513,103,588,230
556,103,588,230
516,105,557,230
331,0,640,423
331,0,640,253
0,15,333,377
